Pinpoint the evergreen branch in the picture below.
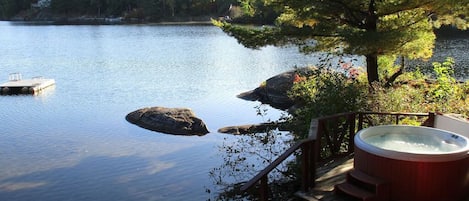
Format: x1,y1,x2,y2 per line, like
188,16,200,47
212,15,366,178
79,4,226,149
377,0,437,17
327,0,368,29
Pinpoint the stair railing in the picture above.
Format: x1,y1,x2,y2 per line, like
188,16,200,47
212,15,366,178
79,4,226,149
239,112,434,201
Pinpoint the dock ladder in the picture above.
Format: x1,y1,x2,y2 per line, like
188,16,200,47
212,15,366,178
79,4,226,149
9,73,22,81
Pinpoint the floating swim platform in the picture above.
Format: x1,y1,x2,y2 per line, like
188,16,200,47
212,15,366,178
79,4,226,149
0,73,55,95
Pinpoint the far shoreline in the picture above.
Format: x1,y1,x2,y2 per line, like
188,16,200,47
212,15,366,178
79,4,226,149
5,13,220,26
5,18,469,37
6,19,215,26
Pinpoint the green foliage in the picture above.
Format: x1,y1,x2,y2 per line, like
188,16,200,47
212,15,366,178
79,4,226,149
368,57,469,116
430,57,456,102
433,2,469,30
367,81,428,113
0,0,34,19
215,0,469,84
288,67,367,136
378,55,400,81
288,57,469,137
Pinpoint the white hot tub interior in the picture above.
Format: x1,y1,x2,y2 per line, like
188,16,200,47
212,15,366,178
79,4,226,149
355,125,469,162
364,131,466,154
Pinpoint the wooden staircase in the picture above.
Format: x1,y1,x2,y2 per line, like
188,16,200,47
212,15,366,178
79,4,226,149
335,169,390,201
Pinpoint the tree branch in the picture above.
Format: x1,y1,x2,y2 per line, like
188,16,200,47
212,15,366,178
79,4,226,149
377,0,434,17
328,0,368,29
385,56,405,87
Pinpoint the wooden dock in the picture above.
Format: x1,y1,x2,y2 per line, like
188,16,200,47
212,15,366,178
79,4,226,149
0,73,55,95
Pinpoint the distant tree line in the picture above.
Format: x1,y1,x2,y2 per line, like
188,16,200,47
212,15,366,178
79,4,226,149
0,0,242,21
49,0,237,20
0,0,34,19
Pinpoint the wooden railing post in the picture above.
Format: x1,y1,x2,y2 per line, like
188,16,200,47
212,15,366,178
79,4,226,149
310,140,316,189
427,112,435,127
301,139,315,191
259,176,268,201
305,119,319,191
358,112,364,131
348,113,356,153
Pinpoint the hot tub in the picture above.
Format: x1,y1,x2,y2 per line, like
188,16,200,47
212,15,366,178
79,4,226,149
354,125,469,201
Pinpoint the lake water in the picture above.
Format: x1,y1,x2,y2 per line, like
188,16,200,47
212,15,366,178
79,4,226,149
0,21,467,201
0,21,325,201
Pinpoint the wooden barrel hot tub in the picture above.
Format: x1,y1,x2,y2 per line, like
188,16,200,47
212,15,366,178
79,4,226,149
354,125,469,201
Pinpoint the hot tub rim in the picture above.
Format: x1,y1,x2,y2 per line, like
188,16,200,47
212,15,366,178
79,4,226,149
354,125,469,162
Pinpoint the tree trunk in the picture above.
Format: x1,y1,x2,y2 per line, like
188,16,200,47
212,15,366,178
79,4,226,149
366,54,379,85
365,0,379,85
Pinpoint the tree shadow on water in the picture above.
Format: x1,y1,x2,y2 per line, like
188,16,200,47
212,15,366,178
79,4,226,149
0,155,190,201
207,129,302,201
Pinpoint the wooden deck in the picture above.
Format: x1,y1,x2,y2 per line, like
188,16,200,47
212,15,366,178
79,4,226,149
241,112,469,201
296,154,469,201
0,74,55,95
295,155,355,201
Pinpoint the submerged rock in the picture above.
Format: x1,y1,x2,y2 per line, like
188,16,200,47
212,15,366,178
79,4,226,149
218,122,288,135
218,123,273,135
126,107,209,136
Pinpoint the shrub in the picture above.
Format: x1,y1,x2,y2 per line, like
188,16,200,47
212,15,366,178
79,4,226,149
288,67,367,137
367,57,469,116
289,57,469,138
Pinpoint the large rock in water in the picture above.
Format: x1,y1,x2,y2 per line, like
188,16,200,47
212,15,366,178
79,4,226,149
237,67,315,110
126,107,209,136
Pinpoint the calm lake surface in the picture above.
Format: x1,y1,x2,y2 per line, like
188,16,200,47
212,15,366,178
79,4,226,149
0,21,324,201
0,21,467,201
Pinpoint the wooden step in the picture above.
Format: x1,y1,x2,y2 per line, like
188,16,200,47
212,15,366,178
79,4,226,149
348,170,386,186
346,170,390,201
335,182,375,201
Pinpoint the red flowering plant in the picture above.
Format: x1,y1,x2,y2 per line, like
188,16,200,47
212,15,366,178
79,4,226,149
339,59,362,79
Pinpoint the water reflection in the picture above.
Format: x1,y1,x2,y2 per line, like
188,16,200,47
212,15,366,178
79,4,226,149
0,140,218,201
208,128,300,200
1,156,160,201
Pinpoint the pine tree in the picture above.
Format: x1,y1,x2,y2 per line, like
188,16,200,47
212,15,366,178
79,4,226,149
215,0,469,85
